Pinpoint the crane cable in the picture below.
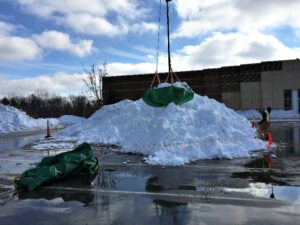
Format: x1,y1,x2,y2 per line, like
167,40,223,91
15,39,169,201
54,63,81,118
150,0,162,87
164,0,180,84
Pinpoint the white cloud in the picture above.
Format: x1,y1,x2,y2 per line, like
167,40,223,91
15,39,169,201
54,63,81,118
173,0,300,38
0,36,41,62
59,14,157,37
107,32,300,75
0,27,93,62
62,13,124,37
0,72,86,97
33,30,94,57
131,22,159,34
17,0,107,18
107,62,157,76
17,0,145,19
175,32,300,69
105,46,157,62
2,31,300,96
0,21,15,35
131,45,156,55
16,0,153,36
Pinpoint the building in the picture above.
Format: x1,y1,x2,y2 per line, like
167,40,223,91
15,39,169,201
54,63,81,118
103,59,300,113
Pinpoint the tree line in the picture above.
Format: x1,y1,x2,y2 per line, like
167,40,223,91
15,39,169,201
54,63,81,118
1,90,100,119
0,63,113,118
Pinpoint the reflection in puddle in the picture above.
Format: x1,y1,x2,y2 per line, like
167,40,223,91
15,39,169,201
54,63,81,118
233,150,290,186
153,199,187,208
92,171,117,189
232,170,287,185
146,176,164,192
16,189,95,206
0,133,45,153
92,170,148,192
229,124,300,203
271,123,300,152
29,138,77,151
223,182,300,203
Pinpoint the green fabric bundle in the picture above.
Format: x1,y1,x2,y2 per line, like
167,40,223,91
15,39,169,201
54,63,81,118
143,85,194,107
16,142,99,191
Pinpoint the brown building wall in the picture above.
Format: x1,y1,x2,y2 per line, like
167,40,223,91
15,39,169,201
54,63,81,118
103,60,283,109
261,60,300,110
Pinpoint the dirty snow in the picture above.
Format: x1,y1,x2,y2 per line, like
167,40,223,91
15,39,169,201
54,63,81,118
62,93,268,165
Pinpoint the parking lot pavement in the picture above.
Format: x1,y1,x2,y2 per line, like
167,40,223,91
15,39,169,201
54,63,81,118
0,123,300,224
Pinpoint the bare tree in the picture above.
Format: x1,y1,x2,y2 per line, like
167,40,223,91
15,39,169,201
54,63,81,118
83,62,108,107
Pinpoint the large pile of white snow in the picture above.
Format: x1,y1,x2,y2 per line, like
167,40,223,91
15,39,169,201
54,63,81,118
59,115,86,126
63,93,267,165
0,104,61,134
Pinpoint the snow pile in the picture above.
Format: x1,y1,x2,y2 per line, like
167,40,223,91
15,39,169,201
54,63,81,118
59,115,86,126
0,104,61,134
155,81,190,88
63,94,267,165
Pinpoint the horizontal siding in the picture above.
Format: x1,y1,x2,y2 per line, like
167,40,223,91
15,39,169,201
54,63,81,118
103,61,282,104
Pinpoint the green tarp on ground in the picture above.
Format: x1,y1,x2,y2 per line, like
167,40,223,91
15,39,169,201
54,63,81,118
143,85,194,107
15,142,99,191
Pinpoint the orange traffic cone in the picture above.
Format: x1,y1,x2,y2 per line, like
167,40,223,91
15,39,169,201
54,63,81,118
45,120,51,138
268,132,273,147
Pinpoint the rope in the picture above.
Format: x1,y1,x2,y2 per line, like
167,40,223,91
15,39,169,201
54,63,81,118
166,0,172,76
164,68,181,84
155,0,162,75
150,0,163,88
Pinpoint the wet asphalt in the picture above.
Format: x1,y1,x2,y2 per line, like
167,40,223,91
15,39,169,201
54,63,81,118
0,123,300,225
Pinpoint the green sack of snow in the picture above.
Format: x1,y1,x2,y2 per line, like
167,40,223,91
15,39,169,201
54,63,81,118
15,142,99,191
143,85,194,107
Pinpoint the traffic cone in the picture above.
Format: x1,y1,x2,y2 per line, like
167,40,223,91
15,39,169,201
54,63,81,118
45,120,51,138
268,132,272,147
270,185,275,199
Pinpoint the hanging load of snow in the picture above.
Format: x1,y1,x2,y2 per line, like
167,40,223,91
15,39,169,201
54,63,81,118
143,82,194,107
62,93,267,166
0,104,61,134
143,0,194,108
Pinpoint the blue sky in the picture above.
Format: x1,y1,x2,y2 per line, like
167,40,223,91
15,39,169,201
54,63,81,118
0,0,300,97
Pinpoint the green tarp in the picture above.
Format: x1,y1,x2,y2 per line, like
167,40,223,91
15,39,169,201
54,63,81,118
15,142,99,191
143,85,194,107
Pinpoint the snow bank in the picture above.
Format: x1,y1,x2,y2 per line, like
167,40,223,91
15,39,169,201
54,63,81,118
0,104,61,134
59,115,86,126
63,94,267,165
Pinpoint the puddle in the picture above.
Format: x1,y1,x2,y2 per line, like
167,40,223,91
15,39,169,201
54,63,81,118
1,123,300,224
223,183,300,203
0,132,45,153
92,170,148,192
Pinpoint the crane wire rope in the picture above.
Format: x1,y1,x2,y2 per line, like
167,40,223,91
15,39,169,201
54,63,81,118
150,0,163,87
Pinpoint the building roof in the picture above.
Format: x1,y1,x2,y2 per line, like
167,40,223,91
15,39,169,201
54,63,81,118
104,59,285,80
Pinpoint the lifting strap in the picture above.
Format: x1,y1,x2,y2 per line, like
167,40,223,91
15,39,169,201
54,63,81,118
150,0,181,87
